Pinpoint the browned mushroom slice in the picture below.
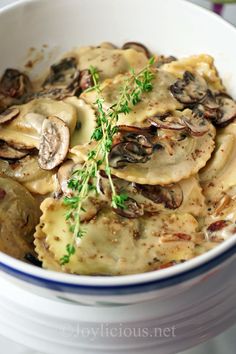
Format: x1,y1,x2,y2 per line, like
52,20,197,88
43,57,78,88
122,42,151,58
116,125,156,151
215,94,236,127
0,69,32,98
57,160,76,195
170,71,208,104
77,69,94,92
193,90,219,120
181,115,209,137
38,116,70,170
149,110,209,137
135,183,183,209
149,115,186,131
202,90,219,117
113,197,144,218
0,107,20,124
0,140,29,159
109,141,152,169
156,55,177,68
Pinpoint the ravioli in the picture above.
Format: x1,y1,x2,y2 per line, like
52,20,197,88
66,46,149,81
200,122,236,203
64,97,97,147
0,156,57,195
71,121,215,185
35,197,199,275
82,69,183,126
34,224,61,271
0,98,77,149
162,54,224,92
0,177,40,260
0,42,234,276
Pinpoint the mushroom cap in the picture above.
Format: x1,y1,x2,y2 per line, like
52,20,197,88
38,116,70,170
35,198,199,275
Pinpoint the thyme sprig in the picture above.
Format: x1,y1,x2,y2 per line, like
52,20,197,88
60,57,156,265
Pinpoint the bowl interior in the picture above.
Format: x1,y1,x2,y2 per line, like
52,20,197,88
0,0,236,286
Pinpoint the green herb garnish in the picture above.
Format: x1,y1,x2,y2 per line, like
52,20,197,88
61,57,156,265
60,244,76,266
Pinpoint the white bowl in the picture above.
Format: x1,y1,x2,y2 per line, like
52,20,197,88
0,0,236,353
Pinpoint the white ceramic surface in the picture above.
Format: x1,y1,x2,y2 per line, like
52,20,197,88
0,0,235,353
0,274,235,354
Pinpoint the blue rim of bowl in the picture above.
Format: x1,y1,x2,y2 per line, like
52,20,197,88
0,243,235,295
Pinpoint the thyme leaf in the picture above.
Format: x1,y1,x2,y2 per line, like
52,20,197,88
61,57,156,264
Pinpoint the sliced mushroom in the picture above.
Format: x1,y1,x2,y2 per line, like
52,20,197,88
113,197,144,218
156,55,177,68
43,57,78,88
0,68,32,98
117,125,155,152
57,160,76,195
38,116,70,170
78,69,94,92
0,140,29,159
135,183,183,209
0,107,20,124
215,94,236,127
109,141,152,169
149,115,186,131
201,90,219,117
170,71,208,104
181,114,209,137
149,111,209,137
122,42,151,58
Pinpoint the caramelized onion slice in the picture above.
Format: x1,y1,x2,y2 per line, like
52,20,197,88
135,183,183,209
